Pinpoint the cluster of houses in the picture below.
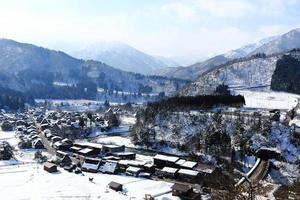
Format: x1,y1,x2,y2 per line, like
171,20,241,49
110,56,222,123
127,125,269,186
153,154,219,184
34,117,213,200
0,109,216,199
43,139,208,199
16,122,45,149
34,109,122,140
0,113,16,132
39,130,216,199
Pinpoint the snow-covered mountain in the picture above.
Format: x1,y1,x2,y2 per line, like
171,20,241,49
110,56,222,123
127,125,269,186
224,35,280,59
152,28,300,80
71,41,176,74
0,39,188,100
250,28,300,55
151,55,230,80
180,49,300,96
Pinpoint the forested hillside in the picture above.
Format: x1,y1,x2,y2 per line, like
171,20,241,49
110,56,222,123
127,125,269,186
0,39,188,101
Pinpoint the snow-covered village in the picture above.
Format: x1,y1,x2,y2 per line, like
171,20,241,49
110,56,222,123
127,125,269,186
1,1,300,200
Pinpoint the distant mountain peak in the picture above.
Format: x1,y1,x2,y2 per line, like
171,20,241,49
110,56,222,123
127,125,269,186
0,38,188,101
151,28,300,80
78,41,134,53
71,41,175,74
224,35,280,59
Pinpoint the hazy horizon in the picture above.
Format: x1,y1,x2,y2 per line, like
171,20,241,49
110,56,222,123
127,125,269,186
0,0,300,61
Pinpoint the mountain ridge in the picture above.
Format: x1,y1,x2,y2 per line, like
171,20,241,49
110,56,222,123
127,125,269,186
71,41,178,74
0,38,188,101
179,49,300,96
151,28,300,81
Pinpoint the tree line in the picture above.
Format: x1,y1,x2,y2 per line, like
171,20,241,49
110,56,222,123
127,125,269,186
0,86,34,110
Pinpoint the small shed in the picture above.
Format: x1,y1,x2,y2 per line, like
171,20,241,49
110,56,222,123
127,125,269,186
126,166,142,177
159,167,178,178
108,181,123,192
143,163,155,174
44,162,57,173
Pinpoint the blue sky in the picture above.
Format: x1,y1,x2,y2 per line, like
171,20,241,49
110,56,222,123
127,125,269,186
0,0,299,59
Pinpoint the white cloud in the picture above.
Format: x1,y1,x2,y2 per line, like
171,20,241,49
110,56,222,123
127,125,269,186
195,0,255,18
0,6,134,50
160,2,199,21
257,0,287,15
0,0,299,60
129,26,255,58
257,0,300,16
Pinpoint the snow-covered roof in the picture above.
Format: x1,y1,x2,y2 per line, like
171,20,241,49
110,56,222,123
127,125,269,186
32,138,43,146
153,154,180,163
118,160,145,166
178,169,199,176
126,166,142,173
99,162,117,173
82,162,99,170
51,136,62,140
161,167,178,174
70,146,81,151
78,148,93,154
113,152,135,156
175,159,186,165
180,161,197,169
144,163,154,168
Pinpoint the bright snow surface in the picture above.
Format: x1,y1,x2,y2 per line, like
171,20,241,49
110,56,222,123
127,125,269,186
234,90,300,110
0,128,178,200
0,162,176,200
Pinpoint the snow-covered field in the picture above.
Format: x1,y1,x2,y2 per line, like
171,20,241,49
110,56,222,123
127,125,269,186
0,162,176,200
88,115,136,146
120,116,136,125
96,136,134,147
0,129,178,200
233,90,299,110
0,131,18,146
